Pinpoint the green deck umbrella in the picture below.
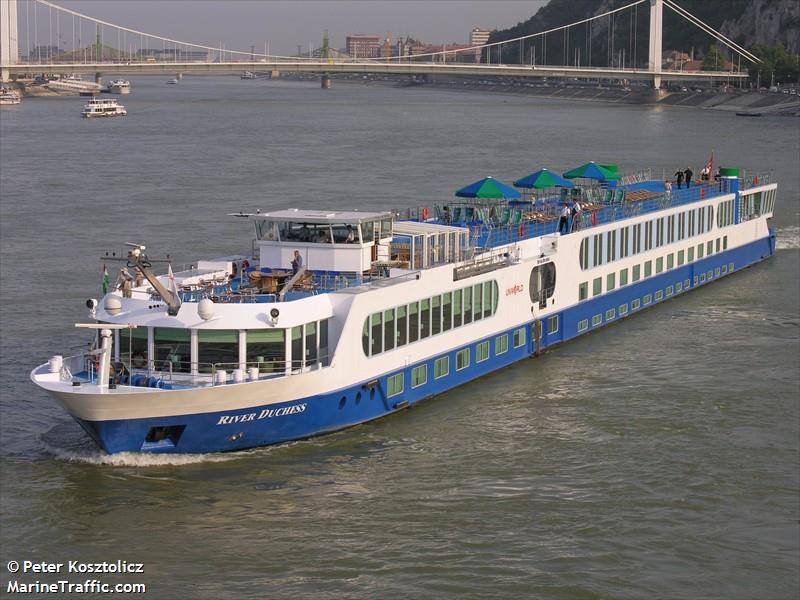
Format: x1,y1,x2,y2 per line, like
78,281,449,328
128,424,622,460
563,162,620,181
455,176,521,199
513,169,574,189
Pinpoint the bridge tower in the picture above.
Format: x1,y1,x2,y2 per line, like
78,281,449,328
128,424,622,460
648,0,663,89
1,0,19,82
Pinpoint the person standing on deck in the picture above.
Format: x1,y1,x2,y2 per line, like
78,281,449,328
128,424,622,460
291,250,303,275
665,180,672,197
558,204,570,234
684,166,694,188
674,168,684,189
571,199,583,232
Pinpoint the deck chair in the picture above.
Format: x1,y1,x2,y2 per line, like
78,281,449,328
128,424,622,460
498,207,511,226
452,207,462,223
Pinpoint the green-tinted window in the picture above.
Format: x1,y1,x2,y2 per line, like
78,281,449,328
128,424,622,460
593,277,602,296
463,287,473,325
547,315,558,334
688,246,694,262
513,327,526,348
387,373,404,397
619,303,628,316
476,341,490,363
420,298,430,339
579,282,588,301
154,327,191,373
715,238,720,253
655,290,664,301
292,325,303,369
434,356,449,379
667,254,674,269
473,283,483,321
120,326,148,369
453,289,463,328
632,298,641,310
199,329,239,372
632,264,641,282
248,328,286,373
442,292,452,332
304,321,317,366
383,309,395,352
411,365,427,388
698,243,704,259
578,319,589,332
619,268,628,287
456,349,470,371
723,236,728,250
666,285,674,296
408,302,419,343
490,281,499,315
656,257,663,273
644,261,652,277
483,283,493,319
606,308,615,320
677,250,684,266
592,314,602,327
431,296,441,336
606,272,616,292
370,313,382,355
495,335,509,355
643,294,652,305
396,305,407,347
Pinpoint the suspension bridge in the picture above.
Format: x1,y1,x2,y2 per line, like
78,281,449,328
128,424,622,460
1,0,758,86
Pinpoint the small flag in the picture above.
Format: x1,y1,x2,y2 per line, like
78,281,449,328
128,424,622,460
102,263,110,294
705,150,714,176
167,264,179,303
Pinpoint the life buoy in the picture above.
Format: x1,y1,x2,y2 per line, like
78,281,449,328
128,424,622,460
518,223,525,238
421,207,430,221
591,211,597,226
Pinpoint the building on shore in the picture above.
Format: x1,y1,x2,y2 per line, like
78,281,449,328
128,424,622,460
346,35,381,59
469,28,491,62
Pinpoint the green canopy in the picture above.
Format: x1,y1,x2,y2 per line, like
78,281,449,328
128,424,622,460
563,161,620,181
455,176,521,199
513,169,574,189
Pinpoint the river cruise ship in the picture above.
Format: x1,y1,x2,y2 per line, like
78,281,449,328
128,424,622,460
30,163,777,454
82,98,127,118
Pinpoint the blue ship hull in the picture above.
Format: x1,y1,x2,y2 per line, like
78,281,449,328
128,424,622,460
72,233,775,454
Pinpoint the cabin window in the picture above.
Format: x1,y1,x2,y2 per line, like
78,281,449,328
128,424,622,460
463,287,473,325
666,285,674,296
655,290,664,301
530,263,556,305
483,283,493,319
370,314,382,356
715,238,721,253
247,329,286,374
198,329,239,372
319,320,328,364
723,236,728,250
632,265,640,282
120,326,148,370
547,316,559,335
476,341,490,363
578,319,589,332
453,290,463,327
606,272,616,292
677,250,685,266
593,277,602,297
667,254,674,269
591,314,602,327
644,294,652,305
697,243,704,259
442,293,452,332
579,282,588,301
278,222,332,243
606,308,615,320
688,247,695,262
656,257,663,274
473,283,483,321
456,349,470,371
396,305,408,347
619,303,628,316
644,261,652,277
331,223,358,244
434,356,449,379
387,373,404,397
431,296,442,335
380,218,393,239
361,223,375,244
154,327,191,373
383,309,395,352
619,268,628,287
411,365,427,388
291,326,303,369
513,327,526,348
495,334,509,355
707,240,714,256
420,299,431,339
254,220,278,241
408,302,419,343
305,321,317,366
362,320,369,356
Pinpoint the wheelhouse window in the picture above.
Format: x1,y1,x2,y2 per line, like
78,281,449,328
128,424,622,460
198,329,239,372
120,326,148,369
154,327,191,373
247,329,286,374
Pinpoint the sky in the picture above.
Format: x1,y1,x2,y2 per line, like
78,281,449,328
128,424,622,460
50,1,549,54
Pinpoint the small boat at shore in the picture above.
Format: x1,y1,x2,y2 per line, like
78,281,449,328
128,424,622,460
241,71,258,80
46,74,102,95
0,87,21,105
736,112,762,117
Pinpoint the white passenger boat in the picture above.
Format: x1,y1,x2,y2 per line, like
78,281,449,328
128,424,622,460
81,97,127,118
46,74,102,95
166,78,179,85
30,163,778,454
0,87,21,105
106,80,131,94
241,71,257,80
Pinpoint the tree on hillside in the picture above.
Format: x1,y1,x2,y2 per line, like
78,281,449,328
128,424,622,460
747,43,800,85
701,45,727,71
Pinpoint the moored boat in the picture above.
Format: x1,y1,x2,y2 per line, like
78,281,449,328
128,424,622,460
0,87,21,105
31,163,778,454
106,80,131,94
46,74,102,95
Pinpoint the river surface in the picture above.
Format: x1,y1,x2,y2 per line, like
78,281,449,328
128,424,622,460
1,77,798,599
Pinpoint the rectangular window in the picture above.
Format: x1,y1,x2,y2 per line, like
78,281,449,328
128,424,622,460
694,275,699,286
632,264,641,282
247,329,286,373
606,308,615,320
700,273,706,283
483,283,492,319
676,282,683,292
715,267,721,277
383,309,395,352
723,236,728,250
387,373,404,397
547,315,559,335
198,329,238,373
411,365,427,388
441,292,452,332
593,277,602,297
656,257,663,274
396,305,407,347
677,250,685,266
666,285,674,296
304,321,318,366
420,298,431,339
707,240,713,256
473,283,483,322
495,334,509,355
579,282,588,301
729,262,734,271
431,295,442,336
655,290,664,301
453,290,462,328
513,327,526,348
154,327,192,373
722,265,727,274
591,314,602,327
434,356,449,379
577,319,589,332
716,238,721,253
619,268,628,287
688,246,694,262
707,270,713,280
698,243,704,259
667,215,675,243
667,254,674,269
619,303,628,316
643,294,652,305
684,278,690,289
606,272,616,292
408,302,419,343
463,287,473,325
370,314,382,356
476,341,490,363
456,348,470,371
632,298,641,310
644,261,652,277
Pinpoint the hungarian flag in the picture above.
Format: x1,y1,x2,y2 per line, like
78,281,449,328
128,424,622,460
705,151,714,176
101,263,110,294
